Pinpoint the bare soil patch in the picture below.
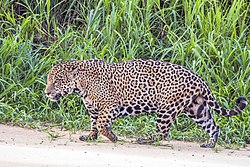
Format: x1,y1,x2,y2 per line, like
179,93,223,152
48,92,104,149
0,124,249,167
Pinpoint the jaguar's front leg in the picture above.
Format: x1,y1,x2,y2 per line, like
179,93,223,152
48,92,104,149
79,113,98,141
97,105,120,142
79,100,99,141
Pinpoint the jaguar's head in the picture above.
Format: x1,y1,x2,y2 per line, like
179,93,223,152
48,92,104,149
45,63,78,102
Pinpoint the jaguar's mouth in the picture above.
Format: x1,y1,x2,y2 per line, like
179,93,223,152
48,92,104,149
47,93,62,102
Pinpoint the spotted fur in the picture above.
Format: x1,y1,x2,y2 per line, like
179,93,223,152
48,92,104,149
45,59,248,148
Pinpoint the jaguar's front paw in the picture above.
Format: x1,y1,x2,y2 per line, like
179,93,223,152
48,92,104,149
79,130,98,141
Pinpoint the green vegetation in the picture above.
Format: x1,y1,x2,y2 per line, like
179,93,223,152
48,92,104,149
0,0,249,147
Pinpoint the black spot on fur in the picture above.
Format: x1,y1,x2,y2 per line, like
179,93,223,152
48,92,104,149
171,112,176,119
158,114,163,118
207,123,211,129
229,110,238,116
163,130,167,134
212,129,219,136
73,88,80,93
236,96,247,104
127,107,133,114
148,103,153,107
208,102,214,107
134,105,141,110
221,108,227,115
236,97,247,110
144,106,149,111
120,107,125,111
189,110,194,115
197,105,204,117
163,115,168,119
135,110,141,114
215,103,219,109
165,120,170,124
159,110,166,114
238,103,247,110
167,109,174,114
197,120,204,124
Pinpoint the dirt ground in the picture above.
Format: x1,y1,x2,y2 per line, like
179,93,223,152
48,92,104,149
0,124,249,167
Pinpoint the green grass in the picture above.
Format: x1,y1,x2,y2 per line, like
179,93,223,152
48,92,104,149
0,0,249,147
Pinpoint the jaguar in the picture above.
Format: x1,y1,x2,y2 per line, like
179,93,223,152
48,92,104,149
45,59,248,148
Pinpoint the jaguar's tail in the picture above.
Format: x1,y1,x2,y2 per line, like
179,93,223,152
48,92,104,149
207,95,248,117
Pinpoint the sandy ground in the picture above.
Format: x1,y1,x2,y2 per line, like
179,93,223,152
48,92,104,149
0,124,249,167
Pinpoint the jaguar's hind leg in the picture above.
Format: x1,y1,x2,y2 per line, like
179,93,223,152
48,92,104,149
137,105,179,144
185,96,220,148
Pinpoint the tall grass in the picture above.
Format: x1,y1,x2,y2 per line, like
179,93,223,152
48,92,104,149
0,0,249,146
